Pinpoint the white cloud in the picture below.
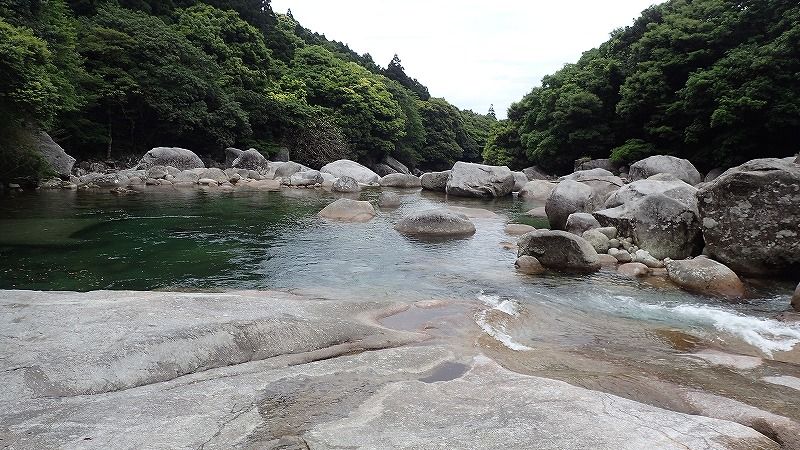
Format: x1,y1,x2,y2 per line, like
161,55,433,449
271,0,661,118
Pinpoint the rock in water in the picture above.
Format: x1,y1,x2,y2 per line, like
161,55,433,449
512,171,528,192
273,161,304,178
379,173,421,188
332,176,360,193
517,230,600,272
665,257,746,299
288,170,323,186
321,159,380,184
697,158,800,277
378,192,401,208
394,209,476,237
30,129,75,177
505,224,536,236
618,262,651,278
231,148,268,172
522,166,550,180
515,256,545,274
518,180,557,202
629,155,702,185
318,199,376,222
445,162,515,198
420,171,450,192
793,283,800,312
594,193,702,260
138,147,204,170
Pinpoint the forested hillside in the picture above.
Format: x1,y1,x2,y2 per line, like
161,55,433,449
0,0,495,181
484,0,800,173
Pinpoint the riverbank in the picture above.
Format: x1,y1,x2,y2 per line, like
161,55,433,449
1,289,796,449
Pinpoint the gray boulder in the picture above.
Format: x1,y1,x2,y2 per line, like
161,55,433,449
604,176,698,210
378,192,402,208
594,193,702,260
394,209,476,237
288,170,323,186
629,155,702,185
518,180,557,202
545,176,621,230
318,199,376,222
697,158,800,277
665,257,746,299
445,162,515,198
512,172,528,192
30,130,75,177
93,173,129,188
384,155,411,175
332,176,361,193
517,229,600,272
575,158,619,173
146,165,169,179
174,170,200,184
198,168,228,184
232,149,268,172
379,173,421,188
420,171,450,192
224,147,243,167
137,147,204,170
583,229,610,254
522,166,549,180
565,213,600,236
560,168,614,180
321,159,380,184
373,163,397,177
705,168,724,183
273,161,304,179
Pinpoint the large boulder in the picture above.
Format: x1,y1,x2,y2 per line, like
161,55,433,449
331,176,361,193
318,199,376,222
565,213,600,236
137,147,204,170
575,158,619,173
560,168,614,180
379,173,421,188
665,257,746,299
518,180,557,202
605,176,698,209
522,166,549,180
198,168,228,184
373,163,397,177
321,159,380,184
224,147,243,167
384,155,411,175
629,155,702,185
231,149,268,172
30,130,75,178
445,162,515,198
420,171,450,192
517,230,600,272
273,161,304,179
288,170,323,186
594,193,702,260
394,209,476,237
697,158,800,277
512,172,528,192
544,176,621,230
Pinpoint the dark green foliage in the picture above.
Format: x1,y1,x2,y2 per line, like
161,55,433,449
417,98,471,170
383,55,430,101
493,0,800,173
460,109,496,162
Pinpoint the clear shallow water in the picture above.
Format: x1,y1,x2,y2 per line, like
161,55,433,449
0,188,797,358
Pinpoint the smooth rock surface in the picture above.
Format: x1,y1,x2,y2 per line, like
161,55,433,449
394,209,476,237
446,162,515,198
512,171,528,192
515,256,546,274
522,166,550,180
30,129,75,177
231,148,268,172
518,180,557,202
618,262,651,277
379,173,421,188
332,176,361,193
321,159,380,184
665,257,746,299
629,155,702,185
505,224,537,236
604,177,698,210
420,171,450,192
378,192,401,208
137,147,204,170
517,230,600,272
697,158,800,277
318,199,376,222
565,212,600,236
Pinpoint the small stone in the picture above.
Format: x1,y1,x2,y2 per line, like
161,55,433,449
505,224,536,236
597,254,618,267
582,229,610,254
198,178,218,186
145,178,159,186
596,227,617,239
633,249,664,268
608,238,620,248
146,165,169,179
515,256,545,275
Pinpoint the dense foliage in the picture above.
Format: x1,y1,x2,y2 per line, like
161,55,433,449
485,0,800,173
0,0,495,182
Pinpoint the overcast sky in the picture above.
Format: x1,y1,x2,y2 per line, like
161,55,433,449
271,1,660,118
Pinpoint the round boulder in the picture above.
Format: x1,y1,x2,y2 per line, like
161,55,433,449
232,148,268,172
665,257,746,299
318,199,376,223
332,176,361,193
618,262,651,278
394,209,476,237
137,147,204,170
629,155,702,185
420,171,450,192
517,230,600,272
515,256,545,275
505,224,537,236
445,162,515,198
378,192,402,208
379,173,421,188
565,213,600,236
518,180,557,203
321,159,380,184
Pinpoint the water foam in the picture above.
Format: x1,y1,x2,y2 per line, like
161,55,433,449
614,297,800,357
475,292,531,351
477,292,519,316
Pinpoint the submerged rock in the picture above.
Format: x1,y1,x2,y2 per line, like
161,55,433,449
378,192,402,208
697,158,800,277
629,155,702,185
137,147,204,170
517,230,600,272
321,159,380,184
665,257,745,299
318,198,376,222
445,162,515,198
618,262,652,278
515,255,545,275
394,209,476,237
420,170,450,192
